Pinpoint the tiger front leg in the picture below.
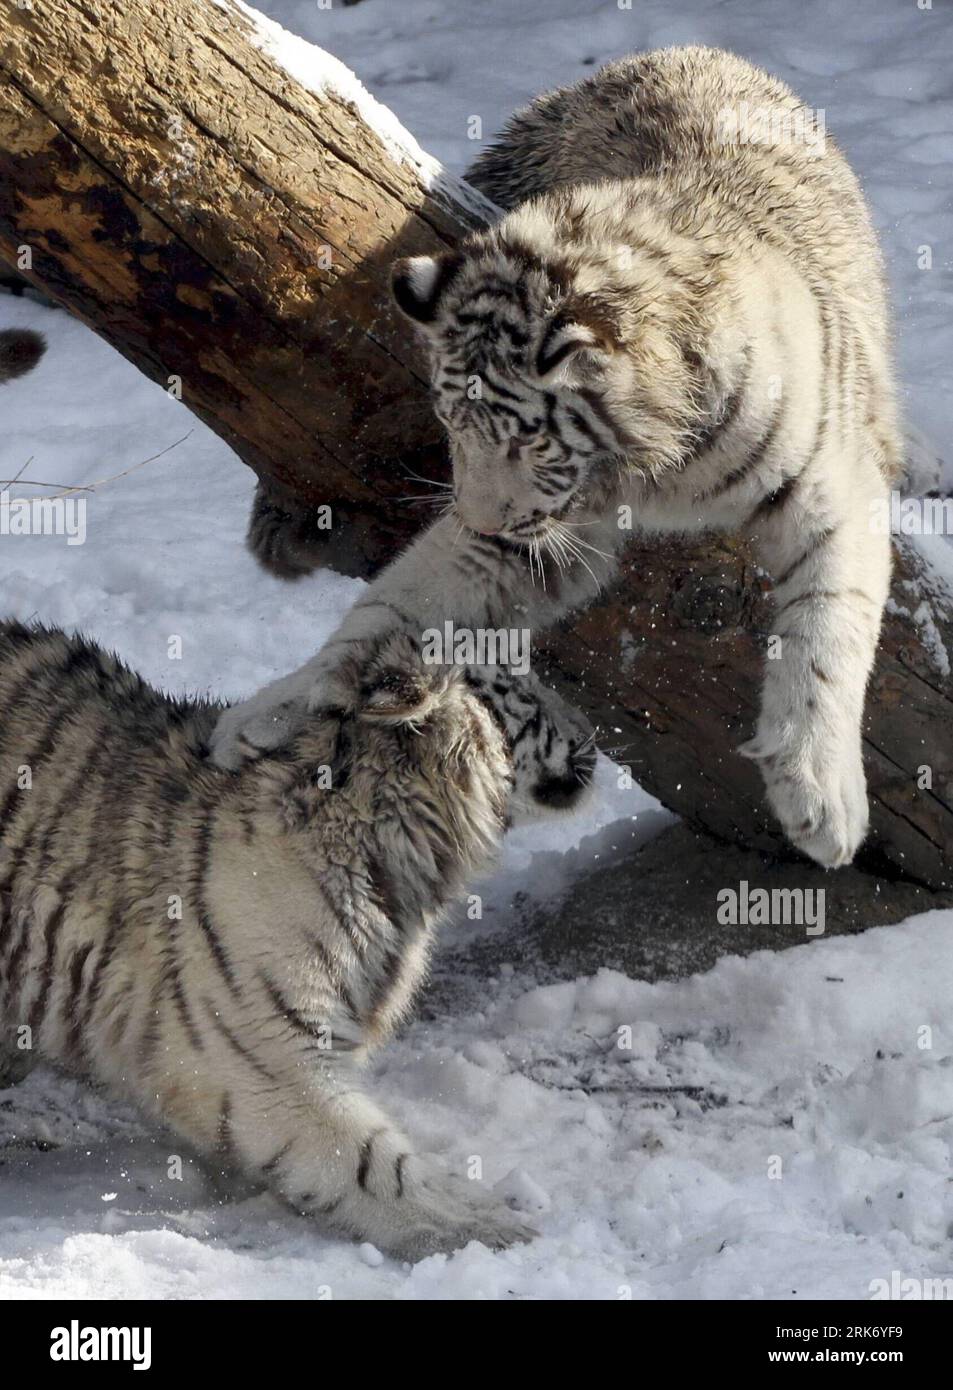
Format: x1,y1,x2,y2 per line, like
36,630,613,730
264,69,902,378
176,1070,536,1260
267,1087,537,1260
211,508,618,770
743,462,892,868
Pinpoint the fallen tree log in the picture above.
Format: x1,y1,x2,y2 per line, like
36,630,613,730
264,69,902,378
0,0,493,571
1,0,950,889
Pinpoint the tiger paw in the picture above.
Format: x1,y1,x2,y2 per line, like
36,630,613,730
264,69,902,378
740,732,869,869
209,687,310,770
385,1163,539,1261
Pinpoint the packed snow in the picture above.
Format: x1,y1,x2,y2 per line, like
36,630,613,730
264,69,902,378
1,0,951,1300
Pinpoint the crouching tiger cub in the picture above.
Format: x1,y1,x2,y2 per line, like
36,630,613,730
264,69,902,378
0,620,594,1258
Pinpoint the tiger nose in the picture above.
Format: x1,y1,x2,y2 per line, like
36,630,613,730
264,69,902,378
455,493,507,536
461,515,502,537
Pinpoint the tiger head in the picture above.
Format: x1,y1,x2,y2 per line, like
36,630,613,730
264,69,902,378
302,634,597,831
391,194,708,546
353,637,597,824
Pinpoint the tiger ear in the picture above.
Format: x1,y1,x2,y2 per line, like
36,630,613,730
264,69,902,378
360,668,433,723
391,253,464,326
535,316,613,384
357,634,451,724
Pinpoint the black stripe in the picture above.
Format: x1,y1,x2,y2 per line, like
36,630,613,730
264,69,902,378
453,278,525,310
512,705,544,747
192,810,242,999
306,868,371,966
260,971,334,1045
357,1130,384,1191
0,702,77,843
80,908,125,1032
0,634,72,766
216,1093,235,1171
365,855,410,935
565,404,606,451
105,1005,132,1051
170,974,204,1052
456,311,528,348
806,288,835,464
305,931,359,1020
62,940,95,1060
26,895,69,1032
479,399,536,433
1,906,35,1012
33,742,106,883
204,997,277,1082
261,1139,294,1175
480,367,528,403
773,527,837,589
8,720,109,912
366,944,409,1020
354,598,415,628
0,890,13,961
684,364,750,471
775,589,849,618
536,462,579,482
747,471,801,525
3,713,115,1038
0,641,118,847
576,387,634,452
707,402,785,499
536,317,580,377
627,231,702,289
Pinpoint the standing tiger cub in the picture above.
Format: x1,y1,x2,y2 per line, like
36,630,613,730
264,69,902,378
222,46,899,870
0,620,594,1258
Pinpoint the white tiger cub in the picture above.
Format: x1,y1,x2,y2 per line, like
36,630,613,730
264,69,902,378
213,46,901,871
0,620,595,1257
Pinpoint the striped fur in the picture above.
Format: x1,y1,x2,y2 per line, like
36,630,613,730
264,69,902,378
0,620,594,1257
216,47,899,870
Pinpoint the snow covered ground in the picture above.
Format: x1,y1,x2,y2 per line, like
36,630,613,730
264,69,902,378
1,0,951,1300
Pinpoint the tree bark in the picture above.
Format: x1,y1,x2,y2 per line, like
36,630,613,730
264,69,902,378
1,0,950,889
0,0,490,571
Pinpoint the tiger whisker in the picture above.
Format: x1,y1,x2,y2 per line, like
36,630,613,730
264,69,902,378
551,522,614,564
534,537,547,592
399,467,453,491
397,494,455,506
542,528,571,574
545,523,599,587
